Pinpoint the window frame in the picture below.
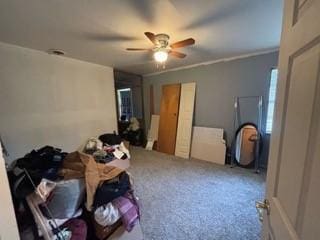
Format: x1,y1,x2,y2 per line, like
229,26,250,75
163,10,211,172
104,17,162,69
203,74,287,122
266,68,278,134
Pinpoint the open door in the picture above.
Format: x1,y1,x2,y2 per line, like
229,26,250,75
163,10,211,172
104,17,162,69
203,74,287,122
260,0,320,239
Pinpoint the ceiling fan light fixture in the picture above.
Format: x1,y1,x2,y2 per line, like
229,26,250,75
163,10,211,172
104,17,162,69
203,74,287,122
153,50,168,63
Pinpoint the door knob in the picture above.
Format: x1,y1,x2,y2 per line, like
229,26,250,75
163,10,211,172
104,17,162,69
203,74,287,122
256,199,270,222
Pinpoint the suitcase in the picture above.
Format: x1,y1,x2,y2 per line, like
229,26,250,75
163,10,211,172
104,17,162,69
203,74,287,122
93,218,122,240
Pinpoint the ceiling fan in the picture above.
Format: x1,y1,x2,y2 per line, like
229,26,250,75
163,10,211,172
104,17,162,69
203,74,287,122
126,32,195,63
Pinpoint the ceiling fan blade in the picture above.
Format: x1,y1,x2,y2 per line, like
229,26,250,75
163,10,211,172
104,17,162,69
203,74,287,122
144,32,157,44
170,38,195,49
169,51,186,58
126,48,151,51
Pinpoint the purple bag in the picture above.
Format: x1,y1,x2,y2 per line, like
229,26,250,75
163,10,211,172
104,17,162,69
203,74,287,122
112,191,140,232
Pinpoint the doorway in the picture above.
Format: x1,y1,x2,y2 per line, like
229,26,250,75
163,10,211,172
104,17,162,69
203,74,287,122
114,70,145,145
117,88,133,121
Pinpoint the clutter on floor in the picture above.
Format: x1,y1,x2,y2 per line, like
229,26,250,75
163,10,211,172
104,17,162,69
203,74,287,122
191,127,226,165
231,96,264,172
233,123,262,168
174,82,196,158
156,82,196,156
121,118,144,147
145,115,159,151
8,133,142,240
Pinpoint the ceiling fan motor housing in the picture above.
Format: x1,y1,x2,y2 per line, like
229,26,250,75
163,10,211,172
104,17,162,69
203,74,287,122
126,32,194,60
155,33,170,48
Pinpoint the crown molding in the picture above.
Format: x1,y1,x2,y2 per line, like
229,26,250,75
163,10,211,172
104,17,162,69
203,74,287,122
143,48,279,77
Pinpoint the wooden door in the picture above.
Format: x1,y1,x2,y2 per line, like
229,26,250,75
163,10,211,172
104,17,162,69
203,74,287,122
150,85,154,118
157,84,181,154
175,82,196,158
262,0,320,239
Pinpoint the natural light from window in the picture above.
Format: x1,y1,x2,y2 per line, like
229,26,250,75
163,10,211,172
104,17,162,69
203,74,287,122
117,88,133,121
266,69,278,134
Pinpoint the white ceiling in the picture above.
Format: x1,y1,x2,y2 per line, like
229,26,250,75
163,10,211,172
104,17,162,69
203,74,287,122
0,0,283,75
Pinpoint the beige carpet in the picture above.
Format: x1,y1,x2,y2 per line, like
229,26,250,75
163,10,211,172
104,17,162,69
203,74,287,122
128,147,265,240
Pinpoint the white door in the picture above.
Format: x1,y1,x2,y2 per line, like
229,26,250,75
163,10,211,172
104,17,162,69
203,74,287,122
261,0,320,239
175,82,196,158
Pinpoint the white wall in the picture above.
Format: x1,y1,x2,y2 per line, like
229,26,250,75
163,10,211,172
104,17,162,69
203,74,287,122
0,143,19,240
0,42,117,163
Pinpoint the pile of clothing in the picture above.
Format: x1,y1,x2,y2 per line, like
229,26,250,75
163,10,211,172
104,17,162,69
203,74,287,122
92,174,140,239
10,133,140,240
13,145,68,198
10,145,86,239
83,133,130,163
60,150,140,239
120,118,144,146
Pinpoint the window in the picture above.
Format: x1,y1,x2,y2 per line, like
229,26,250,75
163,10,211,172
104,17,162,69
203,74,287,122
117,88,133,121
266,69,278,133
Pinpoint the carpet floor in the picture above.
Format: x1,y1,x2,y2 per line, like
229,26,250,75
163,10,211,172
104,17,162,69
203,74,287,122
128,147,266,240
